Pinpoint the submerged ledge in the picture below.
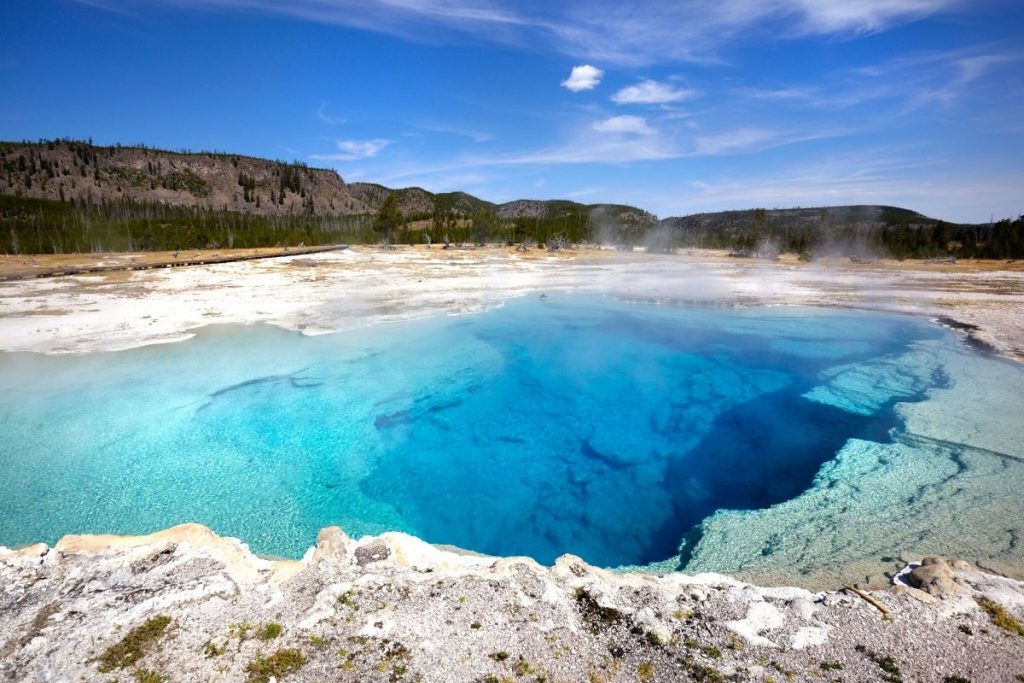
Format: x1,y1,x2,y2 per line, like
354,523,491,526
2,523,1023,682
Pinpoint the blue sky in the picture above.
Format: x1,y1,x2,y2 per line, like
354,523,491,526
2,0,1023,221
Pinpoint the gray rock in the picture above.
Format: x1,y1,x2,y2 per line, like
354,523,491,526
354,540,391,566
2,525,1023,683
907,558,963,598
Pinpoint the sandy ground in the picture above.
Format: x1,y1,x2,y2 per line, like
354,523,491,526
0,245,345,281
1,245,1022,360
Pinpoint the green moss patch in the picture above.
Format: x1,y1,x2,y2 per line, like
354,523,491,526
246,648,307,683
97,615,172,672
977,598,1024,636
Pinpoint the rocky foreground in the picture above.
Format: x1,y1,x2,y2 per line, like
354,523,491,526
2,525,1022,682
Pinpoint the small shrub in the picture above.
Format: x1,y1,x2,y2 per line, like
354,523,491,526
513,658,536,676
257,622,283,641
688,663,726,682
133,669,167,683
229,621,253,640
958,624,973,635
97,615,172,671
637,661,654,682
246,648,306,683
977,598,1024,636
702,645,722,660
574,588,624,633
820,660,844,671
856,645,903,683
203,640,226,657
489,651,510,662
944,676,971,683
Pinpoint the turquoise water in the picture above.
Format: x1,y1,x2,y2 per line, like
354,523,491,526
0,296,1019,575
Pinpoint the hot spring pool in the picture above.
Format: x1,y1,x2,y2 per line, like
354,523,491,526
1,295,1022,586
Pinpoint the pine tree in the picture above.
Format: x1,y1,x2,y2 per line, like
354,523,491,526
373,192,403,244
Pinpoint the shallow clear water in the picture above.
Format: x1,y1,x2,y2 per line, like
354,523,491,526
0,295,1020,576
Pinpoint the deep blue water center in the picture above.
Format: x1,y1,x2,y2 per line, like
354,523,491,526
0,296,947,567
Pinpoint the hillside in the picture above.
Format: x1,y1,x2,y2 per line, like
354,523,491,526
0,140,653,224
0,139,372,216
1,139,1020,258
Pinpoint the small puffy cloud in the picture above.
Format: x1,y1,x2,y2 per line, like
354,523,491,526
561,64,604,92
592,115,655,135
612,79,696,105
310,138,392,161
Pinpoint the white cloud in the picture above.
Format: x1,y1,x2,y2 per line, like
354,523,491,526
612,79,696,104
310,138,392,161
592,115,655,135
561,64,604,92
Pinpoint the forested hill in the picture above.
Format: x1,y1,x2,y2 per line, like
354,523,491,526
1,139,1021,258
0,139,657,253
0,139,653,223
658,206,1024,259
0,139,371,215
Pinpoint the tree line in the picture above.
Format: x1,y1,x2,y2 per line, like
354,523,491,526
0,194,374,254
2,190,1022,259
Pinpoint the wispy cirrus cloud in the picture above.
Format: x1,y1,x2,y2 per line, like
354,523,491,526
415,121,494,143
612,79,697,105
736,86,817,101
543,0,966,65
722,46,1023,116
565,186,607,199
309,138,392,161
838,46,1024,111
315,103,346,125
71,0,965,66
372,122,845,186
692,127,843,155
